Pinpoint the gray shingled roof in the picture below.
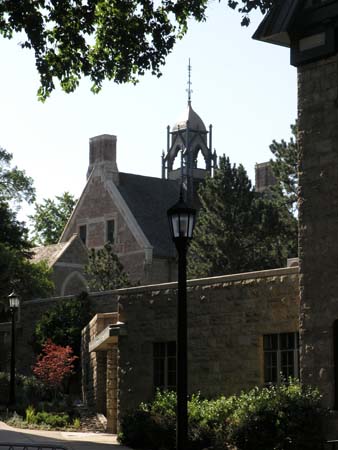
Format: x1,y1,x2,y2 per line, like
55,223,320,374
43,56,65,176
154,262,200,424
117,173,180,258
32,242,69,267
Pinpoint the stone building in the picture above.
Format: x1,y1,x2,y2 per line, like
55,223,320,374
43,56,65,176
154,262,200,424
32,234,88,297
254,0,338,437
58,98,217,288
0,264,300,433
80,266,299,433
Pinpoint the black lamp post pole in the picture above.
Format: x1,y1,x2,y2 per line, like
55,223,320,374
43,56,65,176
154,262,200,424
9,306,16,406
176,240,188,450
167,191,196,450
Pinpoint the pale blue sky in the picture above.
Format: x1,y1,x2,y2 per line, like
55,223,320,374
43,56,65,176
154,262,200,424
0,3,296,223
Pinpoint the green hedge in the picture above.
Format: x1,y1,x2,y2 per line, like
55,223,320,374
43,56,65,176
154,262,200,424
119,380,326,450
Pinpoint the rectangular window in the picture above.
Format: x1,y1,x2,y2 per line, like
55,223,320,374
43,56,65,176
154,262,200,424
79,225,87,245
153,342,176,391
106,219,115,244
263,332,299,384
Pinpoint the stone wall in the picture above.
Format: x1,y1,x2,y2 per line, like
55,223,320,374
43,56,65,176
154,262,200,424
298,54,338,410
0,291,118,375
116,267,299,421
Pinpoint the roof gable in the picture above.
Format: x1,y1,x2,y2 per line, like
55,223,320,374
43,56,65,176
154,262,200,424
32,234,87,267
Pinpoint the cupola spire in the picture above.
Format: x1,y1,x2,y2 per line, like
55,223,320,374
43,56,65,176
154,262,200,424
186,58,193,106
162,62,217,204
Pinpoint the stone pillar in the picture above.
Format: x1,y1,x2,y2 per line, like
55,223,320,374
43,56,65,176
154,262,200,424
298,54,338,408
96,352,107,414
106,346,118,433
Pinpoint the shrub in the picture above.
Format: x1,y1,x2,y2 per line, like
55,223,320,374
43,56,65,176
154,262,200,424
32,340,78,393
25,406,71,428
119,390,233,450
227,380,326,450
119,381,326,450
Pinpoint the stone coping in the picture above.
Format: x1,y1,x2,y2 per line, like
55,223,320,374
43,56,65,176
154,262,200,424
113,266,299,295
89,322,127,352
19,266,299,306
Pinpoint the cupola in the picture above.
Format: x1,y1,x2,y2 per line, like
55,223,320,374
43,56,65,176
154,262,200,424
162,60,217,204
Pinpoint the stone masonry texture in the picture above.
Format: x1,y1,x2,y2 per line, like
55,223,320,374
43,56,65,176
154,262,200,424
116,268,299,423
1,267,299,432
298,54,338,410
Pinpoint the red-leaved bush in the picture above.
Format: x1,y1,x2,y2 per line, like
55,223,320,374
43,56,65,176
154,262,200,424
33,339,78,389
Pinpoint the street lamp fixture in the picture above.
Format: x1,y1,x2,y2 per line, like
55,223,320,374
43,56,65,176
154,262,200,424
8,291,20,406
167,191,196,450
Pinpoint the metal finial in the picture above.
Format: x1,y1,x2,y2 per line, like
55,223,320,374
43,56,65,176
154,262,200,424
186,58,193,106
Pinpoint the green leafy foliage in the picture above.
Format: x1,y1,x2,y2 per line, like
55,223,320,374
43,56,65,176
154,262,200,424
188,155,297,278
33,292,91,356
119,381,326,450
0,148,54,306
0,372,53,409
30,192,77,245
0,148,35,205
85,242,130,292
227,381,325,450
270,122,298,214
25,406,71,428
0,1,273,100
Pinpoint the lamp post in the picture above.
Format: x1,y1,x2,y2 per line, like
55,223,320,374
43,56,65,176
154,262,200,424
167,192,196,450
8,291,20,406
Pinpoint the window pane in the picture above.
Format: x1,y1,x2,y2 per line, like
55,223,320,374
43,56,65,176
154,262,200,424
264,333,299,385
79,225,87,244
263,334,278,350
107,220,115,243
167,341,176,357
153,342,176,391
264,352,277,383
154,343,165,357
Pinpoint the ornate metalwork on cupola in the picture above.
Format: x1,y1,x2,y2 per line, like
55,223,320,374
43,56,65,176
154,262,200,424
162,60,217,204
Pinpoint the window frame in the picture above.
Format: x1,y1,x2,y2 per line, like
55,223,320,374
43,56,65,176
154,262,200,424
153,341,176,392
79,224,87,245
263,332,299,385
106,218,115,244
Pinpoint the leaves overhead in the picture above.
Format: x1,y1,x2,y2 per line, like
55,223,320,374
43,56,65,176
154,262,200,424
0,0,274,100
0,147,35,205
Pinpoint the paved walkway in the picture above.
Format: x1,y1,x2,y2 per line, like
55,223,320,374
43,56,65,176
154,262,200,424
0,421,130,449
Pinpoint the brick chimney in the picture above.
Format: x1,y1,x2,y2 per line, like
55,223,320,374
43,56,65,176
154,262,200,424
87,134,119,184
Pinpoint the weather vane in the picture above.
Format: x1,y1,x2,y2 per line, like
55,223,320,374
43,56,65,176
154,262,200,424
186,58,193,105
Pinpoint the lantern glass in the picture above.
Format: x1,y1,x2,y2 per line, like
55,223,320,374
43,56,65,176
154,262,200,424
9,292,20,309
168,197,196,241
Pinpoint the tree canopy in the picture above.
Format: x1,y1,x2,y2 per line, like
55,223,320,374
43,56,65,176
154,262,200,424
85,242,130,292
30,192,77,245
270,122,298,214
0,147,35,205
33,292,90,356
0,0,273,100
0,148,54,312
188,155,297,278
